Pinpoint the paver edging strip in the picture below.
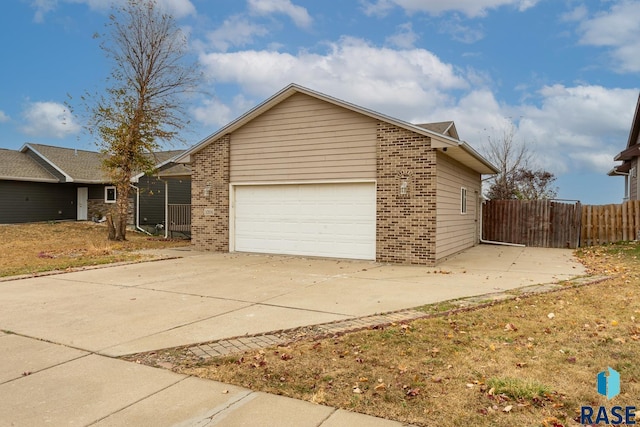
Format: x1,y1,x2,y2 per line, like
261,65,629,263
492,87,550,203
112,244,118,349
121,274,610,369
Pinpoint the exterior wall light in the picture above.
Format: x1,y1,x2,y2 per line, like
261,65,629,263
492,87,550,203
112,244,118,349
203,181,212,197
400,179,408,196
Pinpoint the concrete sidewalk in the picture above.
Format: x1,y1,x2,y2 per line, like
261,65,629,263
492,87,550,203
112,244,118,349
0,244,587,426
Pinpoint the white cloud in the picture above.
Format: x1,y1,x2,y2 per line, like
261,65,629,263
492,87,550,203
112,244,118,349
248,0,312,29
20,101,81,138
560,5,588,22
192,95,255,127
514,85,637,174
30,0,196,22
385,22,419,49
199,36,468,120
30,0,58,23
198,33,636,178
360,0,394,17
361,0,539,18
0,111,9,123
576,1,640,72
439,16,485,43
192,99,232,127
206,15,268,52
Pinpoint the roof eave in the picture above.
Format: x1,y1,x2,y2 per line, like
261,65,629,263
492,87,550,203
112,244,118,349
20,143,75,182
0,176,60,183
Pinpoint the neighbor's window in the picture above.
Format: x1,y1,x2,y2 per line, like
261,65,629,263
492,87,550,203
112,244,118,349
460,187,467,214
105,186,116,203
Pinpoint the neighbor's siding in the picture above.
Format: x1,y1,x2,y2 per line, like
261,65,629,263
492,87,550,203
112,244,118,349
0,180,76,223
230,92,377,182
137,176,191,226
435,152,481,260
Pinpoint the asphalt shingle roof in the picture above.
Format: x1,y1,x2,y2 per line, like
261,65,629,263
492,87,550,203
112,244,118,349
27,143,109,183
1,144,188,183
0,149,58,182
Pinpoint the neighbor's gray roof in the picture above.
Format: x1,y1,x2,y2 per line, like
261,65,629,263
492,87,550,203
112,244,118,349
0,149,58,182
25,143,109,183
1,143,188,184
415,121,459,140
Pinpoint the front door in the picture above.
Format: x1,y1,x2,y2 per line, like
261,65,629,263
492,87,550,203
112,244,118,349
77,187,88,220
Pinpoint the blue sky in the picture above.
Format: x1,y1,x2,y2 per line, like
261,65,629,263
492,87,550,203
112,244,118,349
2,0,639,204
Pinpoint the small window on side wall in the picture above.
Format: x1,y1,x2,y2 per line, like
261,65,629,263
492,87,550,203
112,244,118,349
105,186,116,203
460,187,467,214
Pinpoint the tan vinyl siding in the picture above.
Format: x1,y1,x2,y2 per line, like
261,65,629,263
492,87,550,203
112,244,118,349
230,92,377,182
436,152,481,260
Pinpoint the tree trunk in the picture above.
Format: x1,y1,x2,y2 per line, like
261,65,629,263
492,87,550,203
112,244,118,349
106,213,117,241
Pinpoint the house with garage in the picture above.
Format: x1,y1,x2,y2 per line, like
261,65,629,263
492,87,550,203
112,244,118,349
0,143,190,233
610,93,640,201
177,84,498,265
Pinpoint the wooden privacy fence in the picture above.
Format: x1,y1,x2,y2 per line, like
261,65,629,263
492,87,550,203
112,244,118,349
483,199,640,248
482,200,582,248
581,200,640,246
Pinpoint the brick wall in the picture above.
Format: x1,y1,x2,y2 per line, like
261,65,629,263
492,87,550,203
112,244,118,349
191,135,230,251
376,122,437,265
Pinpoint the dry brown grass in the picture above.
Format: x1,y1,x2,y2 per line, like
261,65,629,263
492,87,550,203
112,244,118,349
177,242,640,427
0,221,189,277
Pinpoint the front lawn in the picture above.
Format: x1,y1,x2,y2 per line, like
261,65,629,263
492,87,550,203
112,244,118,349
0,221,189,277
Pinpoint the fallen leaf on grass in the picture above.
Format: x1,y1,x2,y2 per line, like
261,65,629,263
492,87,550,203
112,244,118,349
353,387,363,394
503,405,513,413
374,383,386,391
547,313,555,319
280,353,293,361
406,388,420,397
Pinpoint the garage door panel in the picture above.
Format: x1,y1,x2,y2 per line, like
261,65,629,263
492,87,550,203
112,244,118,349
234,183,375,260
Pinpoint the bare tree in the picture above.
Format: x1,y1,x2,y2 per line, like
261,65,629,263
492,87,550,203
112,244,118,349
483,122,532,200
513,168,558,200
83,0,200,240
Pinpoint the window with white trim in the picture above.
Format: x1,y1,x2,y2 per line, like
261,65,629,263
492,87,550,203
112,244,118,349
460,187,467,214
105,186,117,203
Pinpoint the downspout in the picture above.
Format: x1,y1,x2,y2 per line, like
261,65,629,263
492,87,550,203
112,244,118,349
129,184,152,236
479,199,525,247
164,178,169,239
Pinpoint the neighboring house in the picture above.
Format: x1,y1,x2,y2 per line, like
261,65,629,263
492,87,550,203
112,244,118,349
0,143,191,230
610,93,640,201
176,84,498,265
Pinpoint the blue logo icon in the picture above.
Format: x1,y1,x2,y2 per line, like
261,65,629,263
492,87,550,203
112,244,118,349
597,367,620,400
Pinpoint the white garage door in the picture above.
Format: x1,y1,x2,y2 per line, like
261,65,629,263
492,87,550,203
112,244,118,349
234,183,376,260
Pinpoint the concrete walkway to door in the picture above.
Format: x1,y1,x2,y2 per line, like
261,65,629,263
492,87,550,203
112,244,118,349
0,244,587,426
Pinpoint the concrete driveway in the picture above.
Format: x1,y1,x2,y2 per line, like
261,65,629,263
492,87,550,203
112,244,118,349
0,245,586,426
